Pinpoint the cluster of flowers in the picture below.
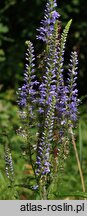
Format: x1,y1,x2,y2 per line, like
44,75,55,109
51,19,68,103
17,0,79,191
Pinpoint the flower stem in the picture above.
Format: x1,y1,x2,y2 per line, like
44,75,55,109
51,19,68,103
40,177,47,200
70,128,85,193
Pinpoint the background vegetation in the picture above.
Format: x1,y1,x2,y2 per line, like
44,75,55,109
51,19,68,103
0,0,87,199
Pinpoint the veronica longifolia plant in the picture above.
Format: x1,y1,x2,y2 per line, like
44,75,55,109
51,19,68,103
17,0,85,199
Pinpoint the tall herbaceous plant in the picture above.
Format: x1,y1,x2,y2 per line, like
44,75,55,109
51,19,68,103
17,0,85,199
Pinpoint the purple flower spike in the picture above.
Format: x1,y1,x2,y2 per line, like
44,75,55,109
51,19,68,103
17,41,39,121
37,0,60,42
67,51,79,126
17,0,80,194
36,96,56,176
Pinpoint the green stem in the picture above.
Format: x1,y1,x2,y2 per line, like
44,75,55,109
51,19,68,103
70,128,85,193
40,176,47,200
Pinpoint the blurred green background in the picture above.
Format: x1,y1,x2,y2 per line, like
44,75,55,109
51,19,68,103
0,0,87,199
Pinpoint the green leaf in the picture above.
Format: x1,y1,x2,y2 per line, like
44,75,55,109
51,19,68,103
0,49,5,62
0,23,8,33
